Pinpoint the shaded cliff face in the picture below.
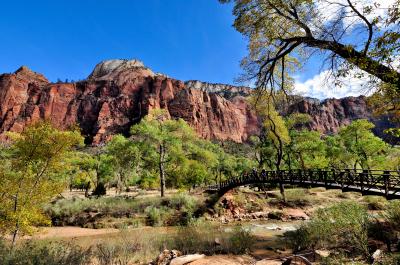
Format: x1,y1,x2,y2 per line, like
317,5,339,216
0,61,259,144
287,96,372,134
287,96,398,143
0,60,395,145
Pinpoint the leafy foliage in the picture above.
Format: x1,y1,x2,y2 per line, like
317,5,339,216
284,201,371,259
0,121,84,243
222,0,400,93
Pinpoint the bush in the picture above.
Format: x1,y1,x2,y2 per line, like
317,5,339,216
320,255,367,265
170,220,254,255
94,237,140,265
44,195,200,227
169,193,199,225
226,225,255,254
376,253,400,265
273,188,314,207
284,201,371,260
45,197,165,219
362,196,387,210
145,206,172,226
283,225,313,252
384,200,400,228
0,240,91,265
92,183,107,196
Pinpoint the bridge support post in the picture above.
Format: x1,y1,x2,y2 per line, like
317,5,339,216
360,170,367,195
330,169,336,188
384,171,390,198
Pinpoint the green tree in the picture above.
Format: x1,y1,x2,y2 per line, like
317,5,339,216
338,119,387,170
222,0,400,92
66,151,114,196
325,135,350,169
131,110,197,197
249,92,290,200
0,121,83,245
106,135,140,193
290,130,328,169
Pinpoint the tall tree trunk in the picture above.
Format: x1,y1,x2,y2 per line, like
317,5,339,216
276,151,286,202
159,144,166,197
11,195,19,248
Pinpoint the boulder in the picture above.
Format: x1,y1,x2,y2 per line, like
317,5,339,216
153,249,182,265
283,209,309,220
170,254,205,265
255,260,283,265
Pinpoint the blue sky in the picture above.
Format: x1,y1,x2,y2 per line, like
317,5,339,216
0,0,247,84
0,0,369,99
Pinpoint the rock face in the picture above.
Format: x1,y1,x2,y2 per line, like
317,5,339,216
286,96,398,142
0,60,259,144
287,96,371,134
185,80,251,99
0,60,395,145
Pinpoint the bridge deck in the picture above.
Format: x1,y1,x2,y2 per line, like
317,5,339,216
207,169,400,199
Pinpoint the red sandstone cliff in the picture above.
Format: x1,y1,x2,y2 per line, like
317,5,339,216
0,60,259,144
0,60,395,144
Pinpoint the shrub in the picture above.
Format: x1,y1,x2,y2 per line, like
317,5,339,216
226,225,255,254
94,239,138,265
384,200,400,228
273,188,314,207
145,206,172,226
0,240,91,265
362,196,387,210
44,196,164,222
169,193,197,210
368,221,397,251
169,193,199,225
376,253,400,265
92,183,107,197
320,255,367,265
169,220,254,255
283,225,313,252
284,201,371,260
310,202,370,259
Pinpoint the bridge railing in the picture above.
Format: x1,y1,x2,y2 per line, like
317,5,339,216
207,169,400,198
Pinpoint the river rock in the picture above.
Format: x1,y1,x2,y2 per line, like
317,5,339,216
315,249,331,258
372,249,384,263
153,249,182,265
283,209,309,220
170,254,205,265
187,255,255,264
255,260,283,265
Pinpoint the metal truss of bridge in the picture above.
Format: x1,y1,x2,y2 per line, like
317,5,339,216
206,169,400,199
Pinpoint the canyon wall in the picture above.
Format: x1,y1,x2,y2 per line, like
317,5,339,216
0,60,259,144
0,59,394,144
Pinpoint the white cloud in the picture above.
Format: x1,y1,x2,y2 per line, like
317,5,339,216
294,70,372,99
293,0,399,99
314,0,397,30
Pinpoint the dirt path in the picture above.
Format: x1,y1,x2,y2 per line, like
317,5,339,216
29,226,120,239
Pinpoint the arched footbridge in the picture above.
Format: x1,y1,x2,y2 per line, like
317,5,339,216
206,169,400,199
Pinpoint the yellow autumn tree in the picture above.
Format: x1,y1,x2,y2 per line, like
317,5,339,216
249,92,290,201
0,121,84,245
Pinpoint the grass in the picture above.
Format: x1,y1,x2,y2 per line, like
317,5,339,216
361,196,388,210
0,221,255,264
44,193,201,227
268,188,319,208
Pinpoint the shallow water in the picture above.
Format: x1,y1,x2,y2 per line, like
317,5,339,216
27,220,300,260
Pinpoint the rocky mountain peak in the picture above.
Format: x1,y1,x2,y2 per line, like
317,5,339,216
13,66,49,84
184,80,251,99
88,59,154,80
